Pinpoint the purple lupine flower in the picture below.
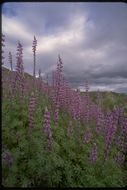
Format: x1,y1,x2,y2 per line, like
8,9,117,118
80,95,86,121
75,89,81,121
64,80,71,110
57,55,63,80
115,135,122,147
85,80,90,123
96,106,104,135
32,36,37,78
2,151,13,166
67,121,73,137
104,112,117,160
89,103,96,121
28,92,36,132
9,51,13,71
53,55,63,125
71,90,78,120
114,151,125,166
43,107,53,150
115,115,127,154
89,143,97,162
115,133,126,152
83,130,92,143
54,101,60,125
2,34,5,65
55,55,63,95
13,42,24,97
58,76,65,107
123,117,127,135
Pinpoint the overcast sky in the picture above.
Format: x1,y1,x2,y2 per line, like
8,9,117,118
2,2,127,93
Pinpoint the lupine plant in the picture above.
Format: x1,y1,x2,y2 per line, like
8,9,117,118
9,52,13,71
13,42,24,98
2,35,127,188
43,107,53,150
2,34,5,65
28,92,36,133
32,36,37,78
89,143,97,162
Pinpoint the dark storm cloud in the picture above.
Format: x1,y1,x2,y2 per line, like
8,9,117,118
115,86,127,94
90,61,127,79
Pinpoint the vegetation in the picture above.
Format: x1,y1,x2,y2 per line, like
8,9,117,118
2,35,127,187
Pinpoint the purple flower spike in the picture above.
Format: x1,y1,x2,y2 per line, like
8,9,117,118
2,34,5,65
43,107,53,150
28,92,36,132
13,42,24,97
114,151,125,166
32,36,37,78
89,143,97,162
83,130,92,143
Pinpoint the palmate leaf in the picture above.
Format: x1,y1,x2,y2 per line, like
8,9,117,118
51,153,64,168
51,170,62,185
73,164,82,176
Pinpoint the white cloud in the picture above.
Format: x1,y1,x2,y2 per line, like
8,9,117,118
2,14,33,42
37,13,87,53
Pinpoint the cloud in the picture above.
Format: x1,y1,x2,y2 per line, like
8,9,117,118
2,14,33,43
2,2,127,93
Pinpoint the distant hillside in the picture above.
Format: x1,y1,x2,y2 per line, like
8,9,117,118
2,66,127,114
2,66,33,80
81,90,127,114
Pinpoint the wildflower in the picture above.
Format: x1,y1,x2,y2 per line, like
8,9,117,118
114,151,125,166
32,36,37,78
85,80,90,123
54,101,60,125
104,112,117,160
83,130,92,143
2,34,5,65
28,92,36,132
13,42,24,97
43,107,53,150
53,56,64,125
89,143,97,162
75,89,81,121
